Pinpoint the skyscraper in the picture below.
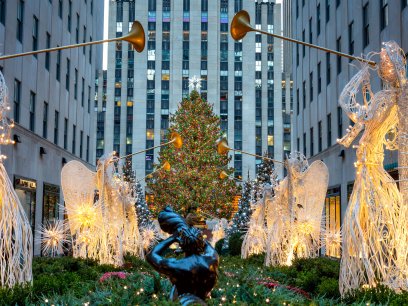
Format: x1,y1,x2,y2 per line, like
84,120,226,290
290,0,408,257
0,0,104,254
102,0,290,182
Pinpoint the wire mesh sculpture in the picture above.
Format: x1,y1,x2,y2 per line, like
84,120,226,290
209,218,227,247
264,153,328,266
0,71,32,288
37,220,69,257
338,42,408,295
61,153,144,266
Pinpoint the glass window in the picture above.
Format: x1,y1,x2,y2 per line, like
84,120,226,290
15,177,37,231
17,0,24,42
325,186,341,258
29,92,35,132
43,183,60,224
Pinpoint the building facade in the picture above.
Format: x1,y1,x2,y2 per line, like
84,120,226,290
290,0,408,256
0,0,104,254
102,0,290,181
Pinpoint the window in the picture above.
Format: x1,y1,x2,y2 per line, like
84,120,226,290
325,186,341,258
363,3,369,48
296,0,299,18
17,0,24,42
91,0,93,14
303,81,306,108
58,0,62,18
89,36,92,63
317,4,321,35
29,92,36,132
81,78,85,106
403,0,408,9
56,50,61,81
318,62,321,93
326,0,330,23
380,0,389,30
337,106,343,138
183,0,190,12
86,135,90,162
68,0,72,32
303,132,306,156
80,130,83,158
66,58,70,91
310,127,314,156
309,18,312,44
43,102,48,139
296,45,299,66
72,125,76,154
310,72,313,102
297,137,300,151
75,13,79,43
0,0,6,24
83,26,86,54
336,0,340,8
296,88,299,115
337,37,341,74
326,53,331,85
318,121,322,152
54,111,59,145
74,69,78,99
14,79,21,123
348,21,354,58
45,32,51,70
64,118,68,149
327,113,332,147
32,16,38,55
42,184,60,224
88,86,91,113
302,29,305,57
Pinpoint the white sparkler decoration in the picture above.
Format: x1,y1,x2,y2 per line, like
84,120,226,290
188,75,202,91
37,220,69,257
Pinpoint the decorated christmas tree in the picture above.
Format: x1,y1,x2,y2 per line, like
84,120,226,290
251,153,277,204
134,182,152,228
122,157,152,227
147,90,238,219
227,178,253,234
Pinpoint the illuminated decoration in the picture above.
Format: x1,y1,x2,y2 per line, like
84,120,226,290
0,71,15,148
61,153,144,266
263,152,328,266
209,218,228,247
0,71,32,288
338,42,408,295
140,223,160,250
37,220,69,257
188,75,202,91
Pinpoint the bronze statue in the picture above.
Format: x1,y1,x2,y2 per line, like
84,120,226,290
146,206,219,305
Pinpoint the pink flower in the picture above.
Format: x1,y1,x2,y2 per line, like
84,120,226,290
99,272,127,283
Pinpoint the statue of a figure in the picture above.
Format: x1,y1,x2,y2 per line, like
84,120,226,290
146,206,219,305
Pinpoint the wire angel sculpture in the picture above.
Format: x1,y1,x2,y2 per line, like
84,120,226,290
0,71,32,288
264,152,328,266
209,218,228,247
338,41,408,295
61,153,144,266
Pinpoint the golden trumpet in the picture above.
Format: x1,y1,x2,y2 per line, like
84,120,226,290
136,161,171,183
0,21,145,61
230,10,376,67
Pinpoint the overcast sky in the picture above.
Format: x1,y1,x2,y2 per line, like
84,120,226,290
103,0,109,69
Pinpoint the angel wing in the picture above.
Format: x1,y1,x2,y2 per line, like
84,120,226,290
61,160,96,213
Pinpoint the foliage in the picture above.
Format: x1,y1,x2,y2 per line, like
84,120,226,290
251,152,277,204
0,254,407,305
122,157,152,227
147,90,239,218
228,232,244,256
215,238,225,254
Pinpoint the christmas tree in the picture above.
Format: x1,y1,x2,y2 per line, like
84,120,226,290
228,179,253,233
134,182,152,228
251,152,277,204
122,157,152,227
147,90,238,219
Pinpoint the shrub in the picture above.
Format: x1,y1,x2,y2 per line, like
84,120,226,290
228,232,243,256
215,239,225,254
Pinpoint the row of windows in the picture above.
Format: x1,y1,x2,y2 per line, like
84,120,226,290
298,108,343,157
14,79,90,161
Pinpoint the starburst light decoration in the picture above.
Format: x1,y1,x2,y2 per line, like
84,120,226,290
188,75,202,91
37,220,69,257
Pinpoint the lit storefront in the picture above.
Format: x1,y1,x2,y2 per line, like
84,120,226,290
325,186,341,258
43,183,60,223
14,177,37,231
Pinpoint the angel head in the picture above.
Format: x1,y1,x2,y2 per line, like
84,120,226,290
378,41,406,87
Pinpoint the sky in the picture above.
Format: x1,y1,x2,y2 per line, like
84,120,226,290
103,0,109,69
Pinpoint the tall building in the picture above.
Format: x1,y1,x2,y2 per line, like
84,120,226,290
291,0,408,257
103,0,290,181
0,0,104,254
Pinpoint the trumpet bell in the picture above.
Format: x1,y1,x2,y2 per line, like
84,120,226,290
217,138,230,155
122,21,145,53
230,10,253,41
170,132,183,149
219,171,229,180
162,161,171,172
